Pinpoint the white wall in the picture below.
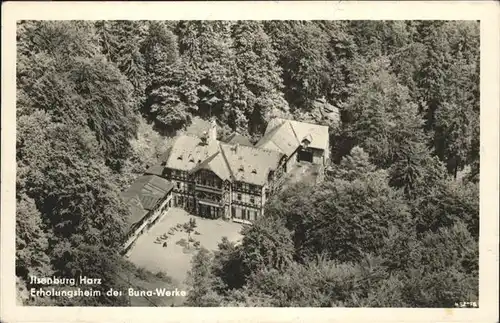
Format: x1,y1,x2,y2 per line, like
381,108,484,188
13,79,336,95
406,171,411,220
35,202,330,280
312,148,324,165
286,150,298,171
232,205,260,222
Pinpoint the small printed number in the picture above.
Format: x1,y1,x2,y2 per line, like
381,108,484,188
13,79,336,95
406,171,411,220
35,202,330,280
454,301,478,308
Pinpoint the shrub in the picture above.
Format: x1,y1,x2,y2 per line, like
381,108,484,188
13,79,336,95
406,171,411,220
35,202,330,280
156,271,168,279
136,267,149,280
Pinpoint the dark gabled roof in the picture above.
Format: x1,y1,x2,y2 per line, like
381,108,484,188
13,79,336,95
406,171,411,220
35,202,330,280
126,198,149,228
188,150,231,181
224,132,253,147
145,164,164,176
122,175,174,228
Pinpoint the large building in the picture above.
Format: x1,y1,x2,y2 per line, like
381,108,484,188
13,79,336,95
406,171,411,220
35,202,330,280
144,117,329,224
121,116,330,250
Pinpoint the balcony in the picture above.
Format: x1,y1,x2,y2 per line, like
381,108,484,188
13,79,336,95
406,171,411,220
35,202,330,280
232,186,261,196
231,199,261,209
197,198,223,207
195,184,223,193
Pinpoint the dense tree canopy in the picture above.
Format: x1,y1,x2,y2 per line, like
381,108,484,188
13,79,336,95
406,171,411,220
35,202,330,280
17,20,479,307
181,21,479,308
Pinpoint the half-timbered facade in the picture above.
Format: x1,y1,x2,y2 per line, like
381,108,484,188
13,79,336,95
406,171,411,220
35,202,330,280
144,119,286,223
143,117,328,224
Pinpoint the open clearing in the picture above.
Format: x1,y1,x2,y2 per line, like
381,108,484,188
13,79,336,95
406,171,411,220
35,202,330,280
126,208,243,291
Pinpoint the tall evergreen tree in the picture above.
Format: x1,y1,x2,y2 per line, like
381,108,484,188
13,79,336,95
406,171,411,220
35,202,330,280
95,20,148,111
231,21,289,137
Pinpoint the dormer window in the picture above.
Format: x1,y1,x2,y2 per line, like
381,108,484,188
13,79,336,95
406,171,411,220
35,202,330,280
238,165,244,172
200,132,208,145
251,169,257,174
301,134,312,148
161,161,167,166
177,155,183,160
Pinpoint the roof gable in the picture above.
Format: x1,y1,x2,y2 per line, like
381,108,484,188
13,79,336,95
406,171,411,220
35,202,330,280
288,119,329,150
258,118,329,154
224,132,253,147
220,143,283,185
189,150,232,181
164,135,219,171
255,121,299,156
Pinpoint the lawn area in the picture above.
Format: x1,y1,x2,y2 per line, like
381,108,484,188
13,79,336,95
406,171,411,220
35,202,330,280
126,208,243,293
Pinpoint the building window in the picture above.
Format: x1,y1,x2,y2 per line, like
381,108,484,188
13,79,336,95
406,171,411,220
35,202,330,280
177,182,181,189
250,196,255,204
237,193,242,201
242,209,246,220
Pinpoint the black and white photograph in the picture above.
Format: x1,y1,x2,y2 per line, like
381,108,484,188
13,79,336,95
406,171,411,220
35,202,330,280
1,1,499,323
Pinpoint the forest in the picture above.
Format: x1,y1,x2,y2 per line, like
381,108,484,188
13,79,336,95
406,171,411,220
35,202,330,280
16,20,479,307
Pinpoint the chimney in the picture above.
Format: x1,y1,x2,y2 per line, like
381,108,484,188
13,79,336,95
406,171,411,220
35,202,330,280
200,131,208,145
208,117,217,141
